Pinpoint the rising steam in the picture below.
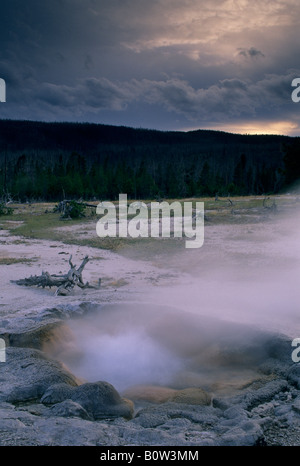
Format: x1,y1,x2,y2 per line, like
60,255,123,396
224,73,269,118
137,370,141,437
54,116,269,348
58,202,300,395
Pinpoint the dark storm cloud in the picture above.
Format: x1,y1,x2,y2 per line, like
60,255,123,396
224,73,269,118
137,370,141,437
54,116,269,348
28,71,297,125
137,73,297,121
237,47,265,59
0,0,300,134
36,78,135,112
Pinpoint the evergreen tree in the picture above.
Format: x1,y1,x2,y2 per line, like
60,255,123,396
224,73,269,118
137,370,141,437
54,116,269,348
283,140,300,186
233,154,247,194
197,161,213,196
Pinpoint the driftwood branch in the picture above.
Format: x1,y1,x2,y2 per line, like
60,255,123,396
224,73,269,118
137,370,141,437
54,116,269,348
11,255,100,296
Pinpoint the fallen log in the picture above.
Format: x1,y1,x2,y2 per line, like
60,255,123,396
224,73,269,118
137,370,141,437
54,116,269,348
11,255,100,296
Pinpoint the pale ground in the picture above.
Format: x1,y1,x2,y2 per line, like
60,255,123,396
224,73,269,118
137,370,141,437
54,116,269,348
0,199,299,338
0,228,184,319
0,198,300,400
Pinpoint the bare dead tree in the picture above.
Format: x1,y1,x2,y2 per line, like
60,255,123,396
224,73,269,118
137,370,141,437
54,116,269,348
11,255,100,296
1,191,14,204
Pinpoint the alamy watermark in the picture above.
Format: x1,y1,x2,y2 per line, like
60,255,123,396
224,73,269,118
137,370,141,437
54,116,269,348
0,78,6,102
96,194,204,249
291,338,300,363
291,78,300,103
0,338,6,363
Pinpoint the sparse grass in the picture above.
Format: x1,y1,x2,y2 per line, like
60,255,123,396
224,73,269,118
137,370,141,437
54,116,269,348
2,205,88,240
104,278,129,287
0,257,39,265
1,195,298,254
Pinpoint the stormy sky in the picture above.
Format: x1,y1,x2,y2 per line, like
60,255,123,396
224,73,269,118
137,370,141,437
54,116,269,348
1,0,300,135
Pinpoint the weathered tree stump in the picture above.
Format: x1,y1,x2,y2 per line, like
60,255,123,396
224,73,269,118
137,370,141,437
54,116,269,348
11,255,100,296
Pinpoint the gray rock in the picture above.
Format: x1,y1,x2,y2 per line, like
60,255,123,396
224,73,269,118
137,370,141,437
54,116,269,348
223,406,249,420
160,418,192,431
212,397,231,410
168,388,211,405
115,416,218,446
292,397,300,414
119,424,204,446
133,409,169,428
217,418,241,429
71,381,134,420
41,381,134,420
41,383,75,404
19,403,48,416
251,402,275,417
0,347,78,403
0,302,100,350
229,379,289,410
49,400,92,420
0,403,122,446
275,403,293,417
0,303,298,446
133,402,221,429
258,359,290,378
0,302,99,335
2,321,64,351
287,365,300,389
219,420,263,446
261,335,292,364
0,347,134,421
255,416,276,429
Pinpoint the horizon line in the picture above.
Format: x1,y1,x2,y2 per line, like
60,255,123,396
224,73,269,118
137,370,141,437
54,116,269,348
0,117,296,139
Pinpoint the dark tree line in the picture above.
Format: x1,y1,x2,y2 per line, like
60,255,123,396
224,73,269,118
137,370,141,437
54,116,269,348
283,138,300,187
0,119,298,201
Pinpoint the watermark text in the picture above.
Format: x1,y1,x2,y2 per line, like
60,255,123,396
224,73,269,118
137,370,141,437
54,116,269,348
292,338,300,363
96,194,204,249
0,338,6,362
0,78,6,102
291,78,300,103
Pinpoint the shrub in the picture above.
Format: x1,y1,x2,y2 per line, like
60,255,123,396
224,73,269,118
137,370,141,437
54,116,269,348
0,202,14,216
55,200,86,219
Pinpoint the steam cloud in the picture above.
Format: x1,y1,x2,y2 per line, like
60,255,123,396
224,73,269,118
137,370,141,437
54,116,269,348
58,203,300,394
